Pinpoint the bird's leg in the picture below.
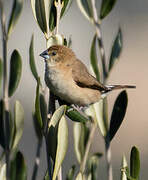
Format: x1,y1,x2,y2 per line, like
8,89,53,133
56,97,90,120
67,104,89,120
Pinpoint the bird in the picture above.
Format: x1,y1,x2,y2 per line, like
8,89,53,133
40,45,135,106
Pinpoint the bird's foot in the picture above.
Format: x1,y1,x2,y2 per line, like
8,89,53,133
67,104,89,119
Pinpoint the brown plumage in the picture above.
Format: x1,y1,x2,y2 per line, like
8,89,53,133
40,45,135,106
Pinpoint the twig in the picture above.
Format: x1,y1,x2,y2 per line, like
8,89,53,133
58,167,62,180
91,0,108,81
0,1,10,180
32,139,43,180
91,1,113,180
55,0,64,34
105,139,113,180
43,40,56,180
45,135,53,180
80,123,97,174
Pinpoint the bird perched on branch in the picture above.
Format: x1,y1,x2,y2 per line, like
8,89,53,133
40,45,135,106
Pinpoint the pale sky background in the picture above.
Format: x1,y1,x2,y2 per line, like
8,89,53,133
0,0,148,179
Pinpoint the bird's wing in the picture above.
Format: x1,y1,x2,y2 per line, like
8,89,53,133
72,59,107,92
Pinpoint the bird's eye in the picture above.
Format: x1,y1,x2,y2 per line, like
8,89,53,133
51,51,57,56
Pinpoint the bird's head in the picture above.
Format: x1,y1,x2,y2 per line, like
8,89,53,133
40,45,75,67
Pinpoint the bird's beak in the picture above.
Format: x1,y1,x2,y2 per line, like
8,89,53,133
39,50,50,60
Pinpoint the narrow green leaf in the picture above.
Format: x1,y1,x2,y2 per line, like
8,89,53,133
49,0,72,31
33,113,43,140
85,101,108,137
76,0,93,22
9,112,15,149
103,97,108,129
47,105,66,160
0,101,12,149
0,163,6,180
31,0,51,34
35,0,47,34
52,116,68,180
7,0,24,36
0,100,5,148
29,35,39,81
121,155,128,180
66,165,76,180
109,91,128,141
40,94,47,129
109,29,122,72
31,0,37,21
130,146,140,179
73,122,85,164
90,34,100,81
100,0,117,19
10,151,27,180
61,0,73,17
48,105,66,128
11,101,24,151
35,78,43,132
66,106,88,123
8,50,22,97
49,1,57,32
0,59,3,92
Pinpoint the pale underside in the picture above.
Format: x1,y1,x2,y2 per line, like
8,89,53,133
45,60,102,106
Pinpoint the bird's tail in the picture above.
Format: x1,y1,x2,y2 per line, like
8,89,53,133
105,85,136,92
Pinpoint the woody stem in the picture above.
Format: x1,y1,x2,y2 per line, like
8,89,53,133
0,0,10,179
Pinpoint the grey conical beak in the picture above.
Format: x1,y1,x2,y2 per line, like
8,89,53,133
39,50,50,60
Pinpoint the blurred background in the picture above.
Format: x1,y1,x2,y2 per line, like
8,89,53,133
1,0,148,179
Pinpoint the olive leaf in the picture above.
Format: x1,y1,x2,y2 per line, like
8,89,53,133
47,105,66,161
35,78,43,132
76,0,93,22
73,122,85,164
109,28,122,72
0,100,5,148
108,90,128,141
52,116,68,180
35,0,48,34
29,34,39,81
10,151,27,180
85,100,108,137
130,146,140,180
0,59,3,93
100,0,117,19
11,101,24,151
8,50,22,97
31,0,51,34
90,34,100,81
66,106,88,123
49,0,72,31
46,106,68,180
7,0,24,36
61,0,73,17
